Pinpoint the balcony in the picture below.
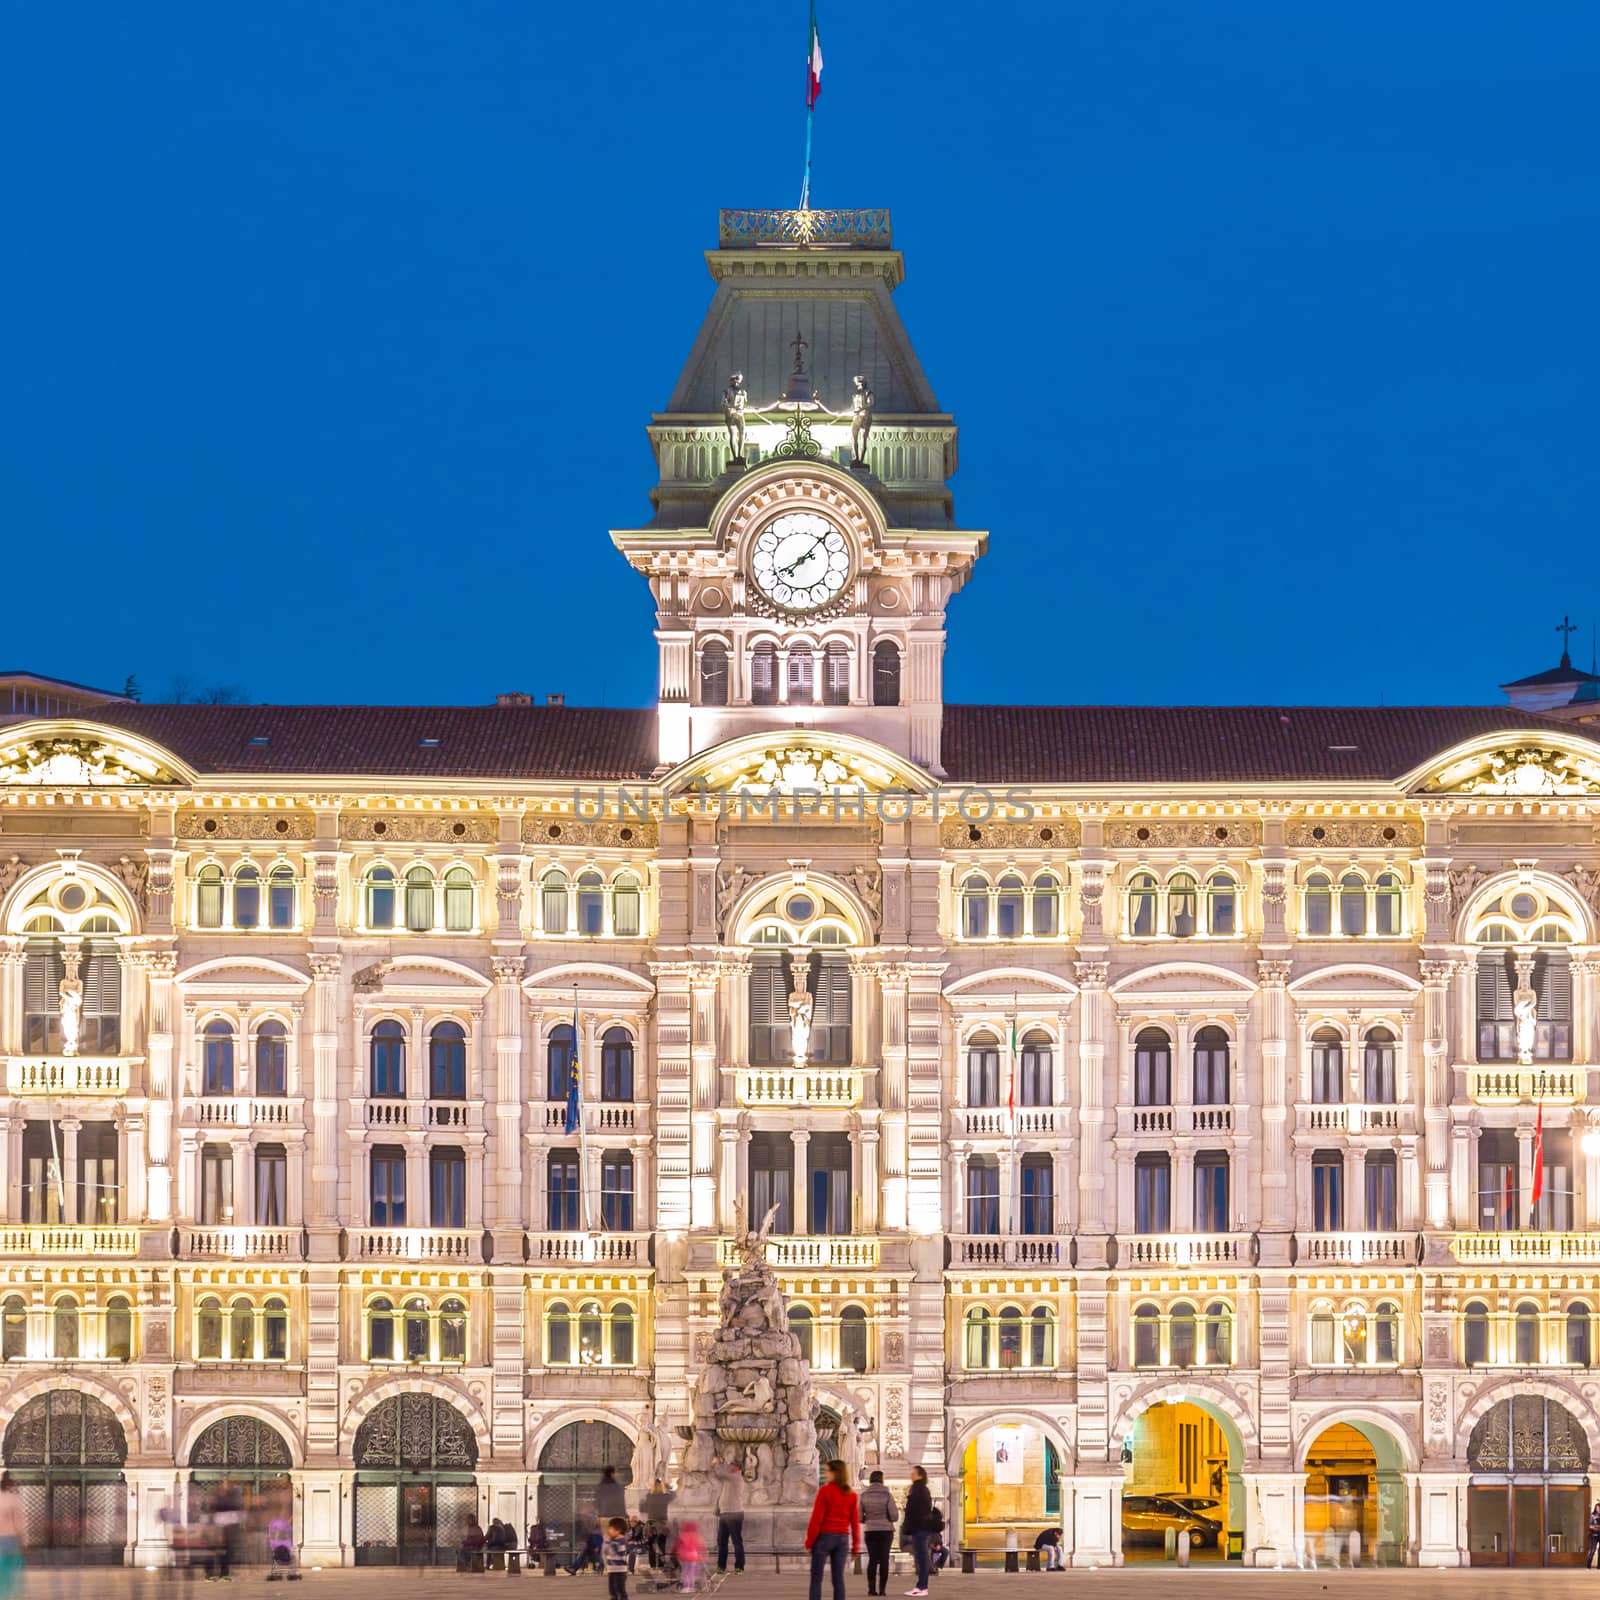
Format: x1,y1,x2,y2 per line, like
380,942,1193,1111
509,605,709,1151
541,1102,647,1132
1452,1230,1600,1265
198,1097,298,1129
1118,1105,1234,1136
526,1231,652,1265
1294,1231,1418,1265
1118,1232,1250,1268
960,1108,1059,1136
1298,1103,1407,1136
0,1225,139,1256
5,1056,134,1097
1467,1065,1584,1106
949,1234,1067,1267
346,1228,481,1263
716,1234,879,1270
183,1227,301,1259
735,1068,864,1109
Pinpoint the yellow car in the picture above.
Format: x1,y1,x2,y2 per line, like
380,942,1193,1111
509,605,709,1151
1120,1495,1222,1550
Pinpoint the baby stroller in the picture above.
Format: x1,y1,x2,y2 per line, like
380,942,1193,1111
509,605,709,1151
266,1517,302,1581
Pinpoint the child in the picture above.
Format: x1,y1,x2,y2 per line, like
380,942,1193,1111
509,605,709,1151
604,1517,632,1600
672,1520,706,1594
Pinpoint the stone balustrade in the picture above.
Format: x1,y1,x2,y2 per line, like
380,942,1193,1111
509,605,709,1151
183,1227,300,1259
526,1231,651,1265
716,1234,879,1270
1118,1232,1248,1267
1294,1230,1418,1265
1452,1230,1600,1264
0,1224,139,1256
347,1227,480,1263
1467,1065,1584,1105
735,1068,864,1109
949,1234,1065,1267
4,1056,133,1096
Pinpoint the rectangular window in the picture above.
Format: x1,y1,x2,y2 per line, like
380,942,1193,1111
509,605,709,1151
1134,1154,1170,1234
21,1121,63,1224
966,1159,1000,1235
370,1146,406,1227
1312,1152,1344,1232
601,1154,634,1230
1476,952,1515,1062
1365,1151,1398,1231
78,1121,119,1225
81,942,121,1054
749,1132,793,1234
809,956,852,1065
1134,1039,1170,1106
1194,1153,1229,1233
807,1134,851,1235
1533,1131,1573,1231
546,1150,580,1231
967,1045,999,1107
255,1143,287,1226
201,1144,234,1225
23,943,65,1054
1477,1129,1517,1231
1020,1157,1053,1235
430,1147,466,1229
748,957,791,1066
1020,1045,1052,1107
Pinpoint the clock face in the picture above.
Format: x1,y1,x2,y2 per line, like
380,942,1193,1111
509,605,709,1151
750,512,851,611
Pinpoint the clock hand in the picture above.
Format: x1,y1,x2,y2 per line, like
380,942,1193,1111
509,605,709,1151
779,537,825,578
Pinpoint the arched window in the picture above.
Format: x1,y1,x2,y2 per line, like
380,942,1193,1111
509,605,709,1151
700,641,729,706
541,870,569,934
429,1020,467,1099
1515,1300,1541,1365
1568,1304,1592,1368
1132,1303,1160,1367
197,1296,224,1361
1206,872,1237,936
787,645,814,703
202,1019,236,1096
600,1151,634,1230
1374,872,1403,935
1339,873,1367,937
366,865,396,929
1310,1027,1344,1104
1477,940,1573,1064
961,875,989,939
233,865,261,929
964,1308,991,1369
1019,1031,1052,1106
546,1301,572,1365
1128,871,1158,937
443,867,474,932
788,1305,814,1363
823,641,851,705
840,1306,868,1372
612,873,642,938
255,1019,288,1096
966,1033,1000,1106
997,1305,1024,1369
1304,872,1332,937
966,1156,1000,1234
268,865,296,929
547,1025,575,1101
1029,1305,1055,1368
404,867,434,932
577,872,605,936
106,1295,132,1361
871,641,900,706
1374,1300,1399,1365
370,1020,406,1098
1168,873,1198,938
1310,1308,1336,1365
1363,1026,1396,1102
264,1297,288,1362
403,1297,431,1363
1032,874,1059,938
1169,1302,1196,1368
1193,1026,1230,1105
230,1296,255,1361
751,641,778,706
995,875,1025,939
1464,1300,1489,1366
1134,1028,1172,1106
2,1295,26,1361
53,1295,79,1360
1205,1301,1232,1366
601,1028,635,1102
196,864,224,928
610,1302,634,1366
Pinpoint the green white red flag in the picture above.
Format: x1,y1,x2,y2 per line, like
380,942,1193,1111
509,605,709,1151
807,3,824,109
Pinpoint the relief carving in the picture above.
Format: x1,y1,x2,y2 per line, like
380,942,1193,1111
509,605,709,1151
523,814,657,849
1285,818,1419,849
342,813,494,844
178,812,315,841
940,817,1080,850
1104,819,1259,850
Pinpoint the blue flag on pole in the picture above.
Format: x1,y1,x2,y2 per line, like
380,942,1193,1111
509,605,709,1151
563,1004,581,1135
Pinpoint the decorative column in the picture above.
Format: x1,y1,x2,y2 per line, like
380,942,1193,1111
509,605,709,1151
791,1129,810,1234
136,951,179,1225
1257,959,1293,1257
717,1124,741,1233
0,939,25,1057
306,953,343,1260
857,1122,880,1233
1074,959,1110,1264
689,962,721,1230
490,956,525,1253
231,1141,249,1226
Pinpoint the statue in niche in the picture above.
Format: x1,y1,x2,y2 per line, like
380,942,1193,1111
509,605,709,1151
723,373,750,461
1513,975,1539,1065
787,958,814,1068
848,375,875,465
58,972,83,1057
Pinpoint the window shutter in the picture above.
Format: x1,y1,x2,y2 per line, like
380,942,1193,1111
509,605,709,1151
749,957,785,1025
1477,952,1513,1022
24,944,64,1014
82,944,121,1017
1535,953,1573,1024
812,957,851,1025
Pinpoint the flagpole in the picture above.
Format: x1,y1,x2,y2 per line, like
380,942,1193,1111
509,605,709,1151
576,986,591,1233
1008,998,1020,1236
800,0,819,209
800,108,814,210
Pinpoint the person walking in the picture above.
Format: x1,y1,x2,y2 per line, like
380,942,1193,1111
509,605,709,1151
640,1479,673,1568
596,1466,628,1525
212,1478,245,1581
805,1459,861,1600
858,1470,898,1596
0,1476,24,1600
900,1466,933,1597
715,1458,746,1575
1588,1500,1600,1568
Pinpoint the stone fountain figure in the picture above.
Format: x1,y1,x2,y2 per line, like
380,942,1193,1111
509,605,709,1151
673,1201,820,1560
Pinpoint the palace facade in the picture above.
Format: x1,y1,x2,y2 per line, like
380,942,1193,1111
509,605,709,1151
3,207,1600,1570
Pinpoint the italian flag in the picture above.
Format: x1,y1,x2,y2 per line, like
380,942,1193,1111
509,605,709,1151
807,3,824,108
1529,1098,1544,1225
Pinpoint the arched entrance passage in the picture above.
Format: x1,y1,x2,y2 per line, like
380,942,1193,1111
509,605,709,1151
187,1416,295,1565
1301,1420,1408,1565
536,1422,634,1561
1120,1398,1245,1564
956,1421,1064,1560
353,1393,479,1566
2,1390,127,1564
1467,1394,1590,1566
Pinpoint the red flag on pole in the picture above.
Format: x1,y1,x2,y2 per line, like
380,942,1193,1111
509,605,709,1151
1529,1099,1545,1226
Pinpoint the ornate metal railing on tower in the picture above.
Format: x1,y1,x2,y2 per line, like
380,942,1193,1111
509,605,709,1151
720,208,893,249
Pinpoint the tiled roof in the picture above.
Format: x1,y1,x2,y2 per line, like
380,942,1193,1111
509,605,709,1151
1501,660,1600,690
939,705,1600,785
85,704,661,781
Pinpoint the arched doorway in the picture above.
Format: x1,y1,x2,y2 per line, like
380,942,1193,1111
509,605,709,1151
1120,1400,1241,1563
2,1390,127,1564
353,1393,479,1566
536,1422,634,1562
1301,1421,1407,1565
1467,1394,1590,1565
188,1416,295,1565
958,1423,1063,1560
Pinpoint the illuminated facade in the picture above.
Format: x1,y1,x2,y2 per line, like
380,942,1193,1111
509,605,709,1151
2,209,1600,1570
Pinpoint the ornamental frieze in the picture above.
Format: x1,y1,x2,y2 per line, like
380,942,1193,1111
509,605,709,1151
178,812,316,841
940,816,1081,850
1284,818,1420,849
342,812,494,844
522,815,658,849
1104,819,1260,850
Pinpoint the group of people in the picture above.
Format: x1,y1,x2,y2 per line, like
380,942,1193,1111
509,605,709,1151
803,1461,945,1600
161,1478,298,1580
458,1515,527,1568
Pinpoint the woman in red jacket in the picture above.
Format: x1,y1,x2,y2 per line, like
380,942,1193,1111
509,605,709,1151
805,1459,861,1600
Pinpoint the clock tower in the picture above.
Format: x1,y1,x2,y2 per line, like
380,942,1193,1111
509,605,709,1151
611,208,987,775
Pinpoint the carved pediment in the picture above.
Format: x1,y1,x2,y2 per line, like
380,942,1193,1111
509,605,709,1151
0,735,179,788
945,966,1077,998
1288,963,1421,1000
1426,744,1600,797
704,743,899,793
1109,963,1257,1000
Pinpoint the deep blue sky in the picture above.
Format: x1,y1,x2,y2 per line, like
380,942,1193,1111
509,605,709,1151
5,3,1597,709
